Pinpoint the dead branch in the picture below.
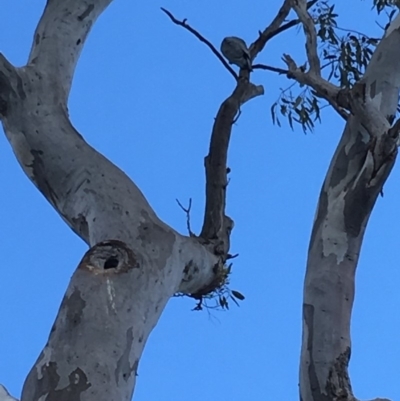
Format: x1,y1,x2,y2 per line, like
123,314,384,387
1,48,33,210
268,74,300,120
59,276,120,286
160,8,237,80
252,64,289,74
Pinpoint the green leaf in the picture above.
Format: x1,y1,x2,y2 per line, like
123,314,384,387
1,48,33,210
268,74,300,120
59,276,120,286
231,290,245,300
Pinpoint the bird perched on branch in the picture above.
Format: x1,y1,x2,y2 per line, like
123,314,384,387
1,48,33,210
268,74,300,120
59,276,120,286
220,36,252,71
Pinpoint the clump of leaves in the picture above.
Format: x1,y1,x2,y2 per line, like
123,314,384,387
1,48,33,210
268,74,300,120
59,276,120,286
313,0,378,87
322,33,378,87
270,86,321,134
371,0,399,14
270,0,383,132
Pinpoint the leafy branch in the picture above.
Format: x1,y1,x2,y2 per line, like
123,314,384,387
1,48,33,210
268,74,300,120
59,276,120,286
271,85,322,133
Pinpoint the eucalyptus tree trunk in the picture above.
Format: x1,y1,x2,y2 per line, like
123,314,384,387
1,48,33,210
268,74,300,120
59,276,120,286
286,2,400,401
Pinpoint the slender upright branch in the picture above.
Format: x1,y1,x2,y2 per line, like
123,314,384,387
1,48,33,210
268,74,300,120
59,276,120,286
290,0,321,75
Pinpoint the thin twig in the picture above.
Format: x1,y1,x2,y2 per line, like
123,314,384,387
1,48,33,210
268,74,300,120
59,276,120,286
233,109,242,124
226,253,239,260
176,198,195,237
160,8,237,80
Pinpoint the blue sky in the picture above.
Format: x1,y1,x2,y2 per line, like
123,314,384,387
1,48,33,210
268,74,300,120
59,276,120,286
1,1,399,400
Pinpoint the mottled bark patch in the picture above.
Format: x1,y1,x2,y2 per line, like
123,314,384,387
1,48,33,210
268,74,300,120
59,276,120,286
329,145,349,188
343,183,374,237
44,366,90,401
23,361,91,401
304,303,333,401
77,4,94,21
116,327,136,384
0,72,13,115
309,190,327,252
66,288,86,328
137,214,175,269
29,149,59,206
325,347,352,399
370,80,376,99
71,214,89,240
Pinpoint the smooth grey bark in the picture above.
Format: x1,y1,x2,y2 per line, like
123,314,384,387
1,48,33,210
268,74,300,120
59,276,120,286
287,2,400,401
0,0,226,400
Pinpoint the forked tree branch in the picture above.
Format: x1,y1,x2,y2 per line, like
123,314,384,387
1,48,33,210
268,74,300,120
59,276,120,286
249,0,318,59
249,0,292,58
161,7,263,256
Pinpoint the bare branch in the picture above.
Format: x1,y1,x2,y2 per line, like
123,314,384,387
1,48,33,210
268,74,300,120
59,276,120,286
290,0,321,75
160,8,237,80
252,63,289,74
